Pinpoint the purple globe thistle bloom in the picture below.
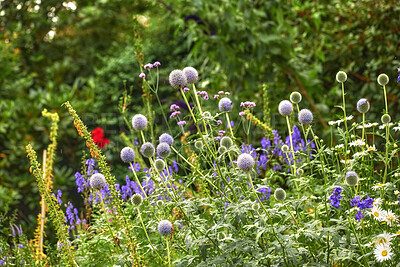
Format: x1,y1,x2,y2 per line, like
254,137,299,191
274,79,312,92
218,97,233,112
90,173,107,190
157,142,171,158
120,147,135,163
329,187,342,209
132,114,148,131
140,142,155,158
278,100,293,116
177,121,186,126
158,220,173,236
139,73,146,78
159,133,174,145
298,109,313,125
153,61,161,67
183,66,199,84
356,98,370,113
144,63,153,69
169,70,187,89
237,153,254,172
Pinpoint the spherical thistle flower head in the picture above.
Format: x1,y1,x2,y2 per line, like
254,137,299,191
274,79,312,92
377,73,389,86
194,140,203,150
159,133,174,145
218,146,227,154
298,109,313,125
345,171,359,186
336,71,347,83
290,91,302,104
158,220,173,236
156,200,164,207
297,169,304,176
278,100,293,116
156,142,171,158
131,193,143,206
252,203,260,212
90,173,106,190
274,188,286,201
169,69,187,89
220,136,233,149
357,98,370,113
120,147,135,163
281,144,289,153
183,66,199,84
132,114,148,131
140,142,155,158
154,159,165,171
381,114,391,124
218,97,233,112
237,153,254,172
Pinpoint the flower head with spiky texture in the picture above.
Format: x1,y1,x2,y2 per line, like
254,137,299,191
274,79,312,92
278,100,293,116
154,159,165,171
336,71,347,83
357,98,370,113
156,142,171,158
183,67,198,84
159,134,173,147
120,147,135,163
132,114,148,131
131,194,143,206
377,74,389,86
381,114,391,124
345,171,359,186
298,109,313,125
237,153,254,172
169,70,187,89
90,173,106,190
195,140,203,150
158,220,173,236
274,188,286,201
220,136,233,148
218,97,233,112
140,142,155,158
290,92,302,104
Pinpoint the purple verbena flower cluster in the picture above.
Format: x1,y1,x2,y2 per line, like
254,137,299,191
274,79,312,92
240,101,256,109
329,187,342,209
196,90,209,100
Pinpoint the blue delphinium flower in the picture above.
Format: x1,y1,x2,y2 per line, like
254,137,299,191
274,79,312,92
257,187,272,202
329,187,342,209
350,195,374,221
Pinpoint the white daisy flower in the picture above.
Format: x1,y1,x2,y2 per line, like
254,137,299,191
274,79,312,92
367,232,394,247
370,206,385,222
352,151,367,158
393,126,400,132
394,190,400,194
385,210,397,227
340,159,355,165
379,122,394,129
366,144,377,152
374,198,383,207
374,243,392,262
372,183,390,191
349,139,365,147
328,120,337,126
334,144,344,149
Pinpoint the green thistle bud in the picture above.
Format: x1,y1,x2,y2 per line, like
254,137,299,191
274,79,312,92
297,169,304,176
194,140,203,150
281,145,289,153
131,193,143,206
218,146,227,154
290,91,302,104
336,71,347,83
220,136,233,149
345,171,359,187
154,159,165,171
381,114,391,124
274,188,286,201
377,73,389,86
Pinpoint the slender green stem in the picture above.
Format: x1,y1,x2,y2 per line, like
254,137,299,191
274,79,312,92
99,192,122,254
341,82,349,169
192,84,209,135
362,113,365,143
180,88,197,124
348,214,370,267
129,162,147,198
225,112,234,138
137,208,164,262
383,85,388,114
310,128,327,184
383,123,389,184
285,116,299,195
166,238,172,267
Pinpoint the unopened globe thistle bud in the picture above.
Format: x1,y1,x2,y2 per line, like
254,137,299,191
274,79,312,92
237,153,254,172
381,114,391,124
278,100,293,116
252,203,260,212
336,71,347,83
218,97,233,112
90,173,106,190
281,145,289,153
140,142,155,158
154,159,165,171
297,169,304,176
159,133,174,145
356,98,370,114
120,147,135,163
220,136,233,148
156,200,163,207
131,193,143,206
377,73,389,86
290,92,302,104
345,171,359,187
194,140,203,150
218,146,227,154
156,142,171,158
274,188,286,201
158,220,173,236
298,109,313,125
132,114,148,130
169,70,187,89
183,67,198,84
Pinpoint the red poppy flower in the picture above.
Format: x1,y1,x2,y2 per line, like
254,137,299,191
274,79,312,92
91,127,109,149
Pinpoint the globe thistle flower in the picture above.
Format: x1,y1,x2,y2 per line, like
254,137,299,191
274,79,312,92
220,136,233,149
252,203,260,212
131,193,143,206
377,73,389,86
290,92,302,104
357,98,370,113
140,142,155,158
381,114,391,124
336,71,347,83
298,109,313,125
297,169,304,176
159,133,174,145
274,188,286,201
281,144,289,153
154,159,165,171
218,146,227,154
156,200,163,207
157,142,171,158
90,173,106,190
237,153,254,172
345,171,359,186
194,140,203,150
132,114,148,131
218,97,233,112
278,100,293,116
169,70,187,89
158,220,173,236
183,67,199,84
120,147,135,163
